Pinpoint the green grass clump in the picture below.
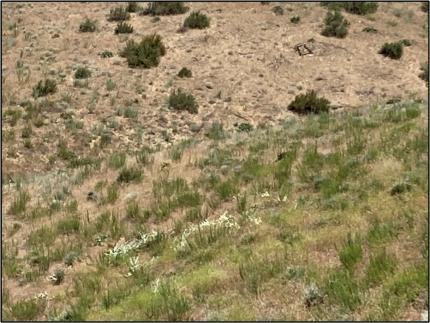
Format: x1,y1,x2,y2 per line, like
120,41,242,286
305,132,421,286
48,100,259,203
9,190,30,215
325,269,362,311
74,67,91,79
321,10,349,38
288,90,331,115
121,34,166,68
108,152,127,169
141,2,188,16
79,18,96,32
339,234,363,271
168,89,198,114
9,298,46,321
99,50,113,58
108,6,130,21
117,166,143,183
32,79,57,98
183,11,210,29
365,250,397,287
115,22,133,34
177,67,192,78
56,216,80,235
127,2,140,13
379,42,403,59
362,26,377,33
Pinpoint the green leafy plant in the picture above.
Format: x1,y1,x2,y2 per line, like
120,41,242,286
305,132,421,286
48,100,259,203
99,50,113,58
183,11,210,29
141,2,188,16
321,10,349,38
168,89,198,114
379,42,403,59
32,79,57,98
120,34,166,68
117,166,143,183
79,18,96,32
115,22,134,34
288,90,331,114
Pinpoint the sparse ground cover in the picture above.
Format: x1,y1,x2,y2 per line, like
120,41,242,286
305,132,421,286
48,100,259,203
1,1,428,321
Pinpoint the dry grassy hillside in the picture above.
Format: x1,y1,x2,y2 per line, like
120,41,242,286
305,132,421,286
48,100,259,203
1,1,429,321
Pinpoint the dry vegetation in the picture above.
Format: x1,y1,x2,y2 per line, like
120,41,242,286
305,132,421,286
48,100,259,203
1,1,428,321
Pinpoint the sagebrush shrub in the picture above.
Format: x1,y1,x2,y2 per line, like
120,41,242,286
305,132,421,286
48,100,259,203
115,22,134,34
141,2,188,16
108,6,130,21
177,67,192,78
32,79,57,98
74,67,91,79
79,18,96,32
121,34,166,68
117,166,142,183
168,89,198,114
288,90,330,114
379,42,403,59
321,10,349,38
183,11,210,29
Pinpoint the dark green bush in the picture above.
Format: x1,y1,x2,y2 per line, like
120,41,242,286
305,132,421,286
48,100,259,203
272,6,284,15
120,34,166,68
117,166,143,183
177,67,192,78
168,89,198,114
399,39,412,47
379,42,403,59
342,2,378,15
237,123,253,132
362,26,377,33
115,22,134,34
141,2,188,16
183,11,210,29
108,6,130,21
321,10,349,38
74,67,91,79
288,90,330,115
419,62,428,86
390,182,412,195
79,18,96,32
32,79,57,98
290,15,300,23
127,2,140,13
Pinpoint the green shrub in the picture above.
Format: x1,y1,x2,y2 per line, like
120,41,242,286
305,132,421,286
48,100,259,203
342,2,378,15
127,1,140,13
390,182,412,195
379,42,403,59
237,122,253,132
115,22,133,34
168,89,198,114
56,216,80,234
362,26,377,33
108,6,130,21
99,50,113,58
290,15,300,23
141,2,188,16
419,62,428,86
74,67,91,79
79,18,96,32
399,39,412,47
183,11,210,29
117,166,142,183
178,67,192,78
32,79,57,98
288,90,330,115
272,6,284,15
321,10,349,38
121,34,166,68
